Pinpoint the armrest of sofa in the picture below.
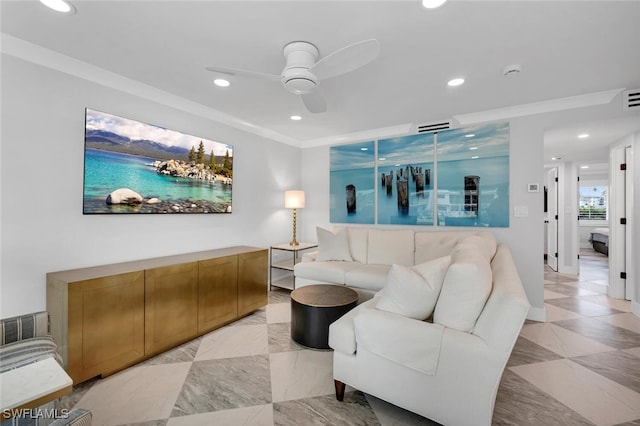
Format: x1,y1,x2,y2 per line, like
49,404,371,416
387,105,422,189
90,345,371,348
329,299,376,354
472,244,530,353
353,307,445,375
49,408,92,426
301,251,318,262
1,311,50,345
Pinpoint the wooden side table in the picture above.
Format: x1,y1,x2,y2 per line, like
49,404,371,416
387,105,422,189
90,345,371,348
269,242,318,291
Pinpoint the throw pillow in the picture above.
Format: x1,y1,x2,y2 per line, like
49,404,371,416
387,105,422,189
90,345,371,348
316,227,353,261
433,238,492,332
375,255,451,320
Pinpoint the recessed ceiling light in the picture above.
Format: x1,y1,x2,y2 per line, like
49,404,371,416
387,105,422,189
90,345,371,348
421,0,447,9
465,134,475,138
552,157,562,161
40,0,75,13
290,115,302,121
578,133,590,139
581,165,590,169
448,78,465,87
213,78,230,87
469,147,478,150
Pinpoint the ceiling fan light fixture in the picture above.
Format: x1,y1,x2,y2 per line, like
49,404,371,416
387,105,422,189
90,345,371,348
40,0,75,14
421,0,448,9
282,67,317,94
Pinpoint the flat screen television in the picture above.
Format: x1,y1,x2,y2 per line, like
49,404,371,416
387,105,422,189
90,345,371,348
83,108,233,214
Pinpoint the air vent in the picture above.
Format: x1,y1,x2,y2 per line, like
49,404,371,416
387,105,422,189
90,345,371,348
416,120,451,134
623,89,640,111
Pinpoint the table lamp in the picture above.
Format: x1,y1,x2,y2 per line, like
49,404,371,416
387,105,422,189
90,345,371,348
285,190,305,246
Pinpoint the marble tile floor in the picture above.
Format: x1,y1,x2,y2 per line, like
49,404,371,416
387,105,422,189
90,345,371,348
58,248,640,425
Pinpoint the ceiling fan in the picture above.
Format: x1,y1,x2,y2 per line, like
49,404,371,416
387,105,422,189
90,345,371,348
206,39,380,113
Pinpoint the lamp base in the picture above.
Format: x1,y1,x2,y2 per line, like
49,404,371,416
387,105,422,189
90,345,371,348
290,208,299,247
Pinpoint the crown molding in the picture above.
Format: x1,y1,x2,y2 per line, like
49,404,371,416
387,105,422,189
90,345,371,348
453,88,624,125
300,122,414,148
0,33,300,147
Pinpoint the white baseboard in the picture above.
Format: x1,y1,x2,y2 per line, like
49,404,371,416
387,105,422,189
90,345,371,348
526,305,546,322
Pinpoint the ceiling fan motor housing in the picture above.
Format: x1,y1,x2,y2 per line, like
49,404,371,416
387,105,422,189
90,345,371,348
282,41,319,94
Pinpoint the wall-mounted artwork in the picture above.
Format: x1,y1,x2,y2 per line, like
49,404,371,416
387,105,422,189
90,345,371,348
437,122,510,227
328,121,510,228
83,108,233,214
377,133,435,225
329,141,375,224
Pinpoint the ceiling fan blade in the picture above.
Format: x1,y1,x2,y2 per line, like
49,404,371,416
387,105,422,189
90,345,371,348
311,39,380,81
205,66,280,81
301,91,327,113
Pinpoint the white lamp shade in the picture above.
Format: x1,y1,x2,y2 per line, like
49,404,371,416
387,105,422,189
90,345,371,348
285,190,305,209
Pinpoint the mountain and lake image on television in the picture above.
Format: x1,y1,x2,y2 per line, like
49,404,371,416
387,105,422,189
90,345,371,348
83,108,233,214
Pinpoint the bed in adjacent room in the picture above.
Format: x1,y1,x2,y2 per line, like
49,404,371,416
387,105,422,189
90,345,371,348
589,227,609,256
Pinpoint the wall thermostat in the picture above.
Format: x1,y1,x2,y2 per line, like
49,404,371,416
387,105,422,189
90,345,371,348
528,183,539,192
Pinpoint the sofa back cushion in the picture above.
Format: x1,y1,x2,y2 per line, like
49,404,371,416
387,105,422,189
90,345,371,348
347,227,369,264
433,236,493,332
367,229,414,266
414,230,497,264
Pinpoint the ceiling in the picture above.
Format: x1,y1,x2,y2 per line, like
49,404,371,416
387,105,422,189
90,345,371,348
2,0,640,162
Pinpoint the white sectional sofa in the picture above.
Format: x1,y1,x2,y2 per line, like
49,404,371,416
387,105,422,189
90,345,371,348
295,226,531,425
294,227,499,301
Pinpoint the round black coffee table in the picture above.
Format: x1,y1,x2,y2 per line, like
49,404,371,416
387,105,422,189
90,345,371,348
290,284,358,349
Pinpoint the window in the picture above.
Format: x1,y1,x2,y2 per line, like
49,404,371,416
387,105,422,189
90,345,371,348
579,183,608,221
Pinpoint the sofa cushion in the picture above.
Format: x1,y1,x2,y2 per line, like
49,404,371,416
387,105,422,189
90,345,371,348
354,307,445,375
367,229,414,266
316,227,353,261
0,311,49,345
375,255,451,320
0,336,62,373
344,264,391,292
434,237,493,332
294,260,360,284
347,227,369,264
415,231,489,264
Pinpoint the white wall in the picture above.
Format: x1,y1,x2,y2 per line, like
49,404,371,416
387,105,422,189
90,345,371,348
300,116,547,320
0,55,301,318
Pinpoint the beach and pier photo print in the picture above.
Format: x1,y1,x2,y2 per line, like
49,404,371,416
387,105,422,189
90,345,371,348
83,109,233,214
328,121,510,227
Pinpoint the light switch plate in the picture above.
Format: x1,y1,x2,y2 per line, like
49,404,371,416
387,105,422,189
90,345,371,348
514,206,529,217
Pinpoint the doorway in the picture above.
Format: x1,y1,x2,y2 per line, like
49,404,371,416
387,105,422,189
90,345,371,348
546,167,559,272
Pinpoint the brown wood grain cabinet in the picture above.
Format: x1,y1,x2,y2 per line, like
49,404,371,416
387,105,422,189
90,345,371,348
198,255,238,333
238,250,268,316
47,246,267,384
144,262,199,356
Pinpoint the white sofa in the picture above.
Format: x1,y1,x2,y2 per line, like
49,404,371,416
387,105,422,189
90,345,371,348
296,227,530,425
294,227,498,301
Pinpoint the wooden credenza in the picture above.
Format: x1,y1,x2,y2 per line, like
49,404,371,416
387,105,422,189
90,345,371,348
47,246,267,384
